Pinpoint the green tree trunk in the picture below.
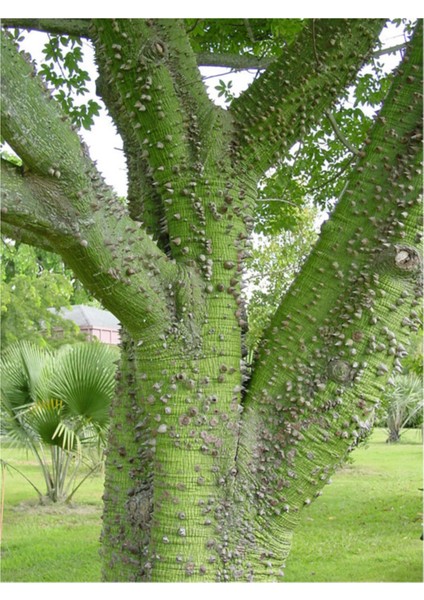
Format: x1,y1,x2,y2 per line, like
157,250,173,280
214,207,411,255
1,18,422,582
101,328,243,581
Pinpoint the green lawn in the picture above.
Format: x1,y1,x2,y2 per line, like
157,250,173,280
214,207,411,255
0,428,422,582
284,428,423,582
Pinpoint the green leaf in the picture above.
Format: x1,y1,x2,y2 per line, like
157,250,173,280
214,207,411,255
26,398,66,447
1,341,49,410
49,343,116,427
52,421,80,453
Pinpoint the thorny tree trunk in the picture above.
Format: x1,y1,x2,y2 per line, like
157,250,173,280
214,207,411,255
1,19,422,581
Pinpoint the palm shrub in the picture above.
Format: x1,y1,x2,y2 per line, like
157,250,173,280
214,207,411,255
0,340,117,502
384,373,423,443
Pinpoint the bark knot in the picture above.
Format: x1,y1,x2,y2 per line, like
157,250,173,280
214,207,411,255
394,245,421,271
327,359,353,383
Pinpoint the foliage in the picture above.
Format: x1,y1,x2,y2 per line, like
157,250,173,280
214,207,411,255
254,166,311,235
10,29,100,130
0,341,117,502
214,78,235,103
246,205,319,351
204,19,415,219
256,57,399,217
401,332,423,377
186,18,305,59
1,237,95,349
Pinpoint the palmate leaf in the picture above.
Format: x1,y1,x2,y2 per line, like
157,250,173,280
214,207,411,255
23,397,66,447
77,421,109,449
0,341,50,411
23,397,81,452
388,373,423,412
0,400,38,448
51,420,81,453
48,343,116,428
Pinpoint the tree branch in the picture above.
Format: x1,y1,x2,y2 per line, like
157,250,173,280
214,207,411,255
2,19,405,67
0,18,91,37
1,30,179,336
0,207,58,254
230,19,386,176
1,158,76,246
324,109,360,156
373,42,407,58
0,18,275,71
91,19,234,266
235,20,423,559
196,51,272,70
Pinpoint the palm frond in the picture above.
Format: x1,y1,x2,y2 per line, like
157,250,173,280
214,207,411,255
52,421,81,453
26,398,65,447
49,343,116,427
0,396,37,449
1,341,50,408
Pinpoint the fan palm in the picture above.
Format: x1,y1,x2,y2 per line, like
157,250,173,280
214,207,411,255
1,341,117,502
384,373,423,443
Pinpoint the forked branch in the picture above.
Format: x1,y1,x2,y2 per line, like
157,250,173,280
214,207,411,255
235,20,423,561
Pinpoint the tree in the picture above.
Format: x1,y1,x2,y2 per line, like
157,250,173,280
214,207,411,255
1,18,422,582
246,204,319,352
1,236,92,348
0,341,117,502
383,372,423,443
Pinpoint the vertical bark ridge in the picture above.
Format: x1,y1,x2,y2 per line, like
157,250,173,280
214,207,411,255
153,18,219,163
105,316,244,581
94,70,168,249
100,329,154,581
91,19,223,249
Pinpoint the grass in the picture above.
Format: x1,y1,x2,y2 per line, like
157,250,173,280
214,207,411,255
0,428,422,582
284,428,423,582
0,447,104,582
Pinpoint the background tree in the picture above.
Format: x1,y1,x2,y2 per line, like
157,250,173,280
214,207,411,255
0,18,422,582
0,237,94,348
383,372,423,443
0,341,117,502
246,203,319,352
378,331,423,442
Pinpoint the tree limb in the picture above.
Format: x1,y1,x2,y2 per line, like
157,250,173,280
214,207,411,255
0,18,91,37
1,18,275,70
2,19,405,68
230,19,386,176
91,18,234,266
324,109,360,156
0,217,57,254
236,20,423,559
196,51,273,70
1,30,179,335
373,42,407,58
